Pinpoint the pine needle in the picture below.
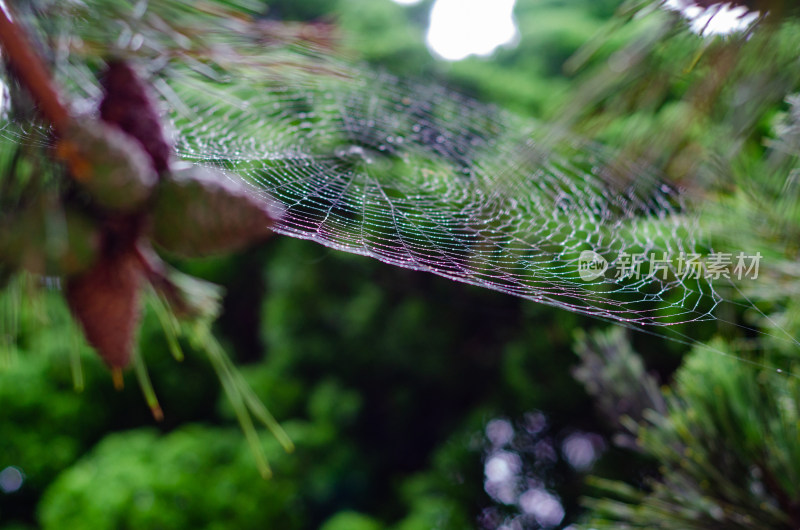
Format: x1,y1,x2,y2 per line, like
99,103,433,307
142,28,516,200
0,275,20,368
68,318,84,392
199,326,272,479
148,290,185,362
220,347,294,453
146,281,289,476
132,345,164,422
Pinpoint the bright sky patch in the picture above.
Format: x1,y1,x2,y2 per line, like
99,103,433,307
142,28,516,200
424,0,518,61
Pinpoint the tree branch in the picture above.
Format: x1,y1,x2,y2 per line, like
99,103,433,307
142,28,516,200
0,2,69,133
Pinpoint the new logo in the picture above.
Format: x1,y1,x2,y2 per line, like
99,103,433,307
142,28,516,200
577,250,608,281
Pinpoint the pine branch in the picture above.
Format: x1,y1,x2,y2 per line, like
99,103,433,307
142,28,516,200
0,2,68,132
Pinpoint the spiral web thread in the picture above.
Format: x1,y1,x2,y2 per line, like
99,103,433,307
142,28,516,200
168,66,725,328
0,18,782,350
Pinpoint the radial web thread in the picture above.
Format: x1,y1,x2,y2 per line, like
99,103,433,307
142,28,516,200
169,66,722,328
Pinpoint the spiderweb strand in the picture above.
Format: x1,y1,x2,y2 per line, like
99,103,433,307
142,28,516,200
0,61,746,330
169,67,720,328
1,7,795,361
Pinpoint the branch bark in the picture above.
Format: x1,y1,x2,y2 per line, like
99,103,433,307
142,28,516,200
0,2,69,133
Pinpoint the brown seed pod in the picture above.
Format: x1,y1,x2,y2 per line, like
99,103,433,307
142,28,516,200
59,118,158,212
65,242,143,368
99,60,173,174
149,164,280,258
0,198,100,278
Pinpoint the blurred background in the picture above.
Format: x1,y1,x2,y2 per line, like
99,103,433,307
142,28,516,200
2,0,800,529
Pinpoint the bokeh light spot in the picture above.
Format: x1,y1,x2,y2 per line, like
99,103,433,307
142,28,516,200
519,488,565,528
0,466,24,494
486,418,514,447
664,0,759,36
426,0,518,61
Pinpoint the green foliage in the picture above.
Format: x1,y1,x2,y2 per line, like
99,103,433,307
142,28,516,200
566,2,800,179
337,0,434,75
320,511,383,530
580,341,800,528
567,8,800,521
3,0,800,529
0,288,109,487
572,327,666,440
0,235,596,528
444,0,611,116
38,427,304,529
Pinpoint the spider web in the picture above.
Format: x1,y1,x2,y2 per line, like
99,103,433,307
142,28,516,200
167,66,722,327
0,0,765,338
